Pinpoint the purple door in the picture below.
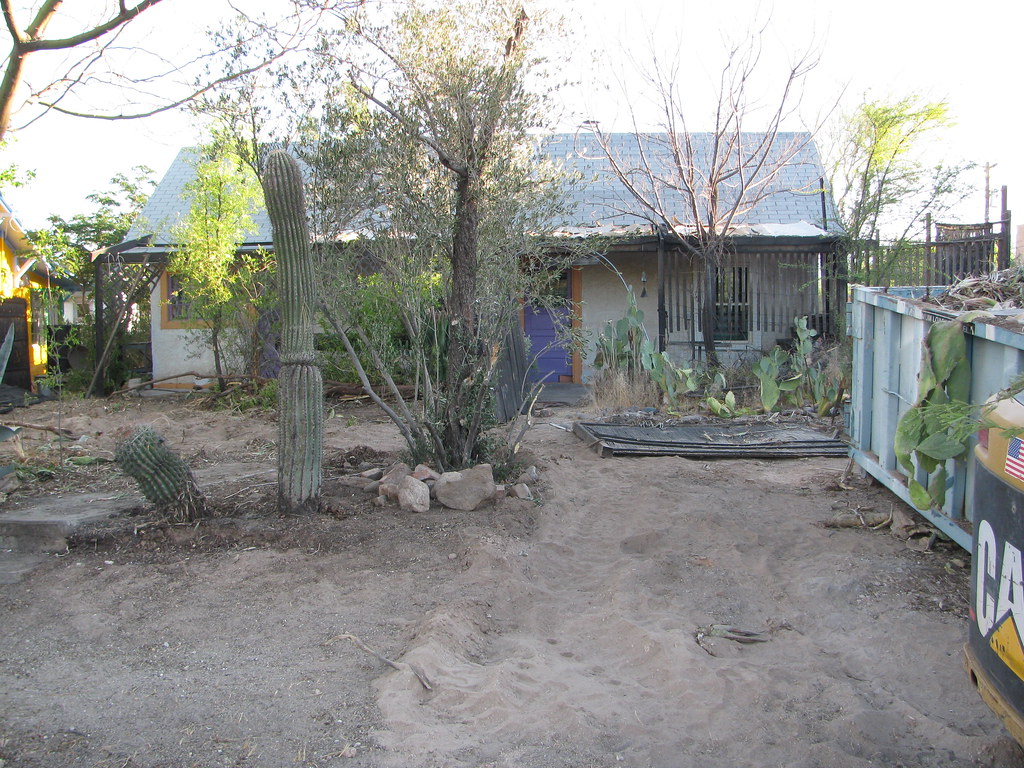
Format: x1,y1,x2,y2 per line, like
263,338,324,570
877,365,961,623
524,273,572,383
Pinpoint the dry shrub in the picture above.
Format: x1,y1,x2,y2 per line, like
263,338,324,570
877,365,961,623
812,340,851,383
591,369,662,411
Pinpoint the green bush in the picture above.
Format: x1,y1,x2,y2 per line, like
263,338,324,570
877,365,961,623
317,273,432,386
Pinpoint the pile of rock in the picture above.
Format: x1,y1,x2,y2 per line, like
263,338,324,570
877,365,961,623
340,461,539,512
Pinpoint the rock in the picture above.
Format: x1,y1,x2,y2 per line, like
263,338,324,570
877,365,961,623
398,476,431,513
371,495,386,507
411,464,441,482
516,465,540,485
379,462,412,502
509,483,533,500
381,462,411,483
362,480,381,495
435,463,496,511
357,467,384,481
0,472,21,494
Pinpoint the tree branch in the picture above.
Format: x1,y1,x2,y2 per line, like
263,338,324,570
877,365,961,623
21,0,164,52
1,0,25,44
348,76,469,178
38,46,297,121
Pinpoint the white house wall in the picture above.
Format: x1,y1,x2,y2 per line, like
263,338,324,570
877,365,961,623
149,278,217,386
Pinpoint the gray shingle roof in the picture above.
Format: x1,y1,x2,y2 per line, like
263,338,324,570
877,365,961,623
128,132,840,247
545,132,840,236
127,147,272,245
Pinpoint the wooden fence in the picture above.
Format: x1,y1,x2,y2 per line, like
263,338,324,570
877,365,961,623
855,206,1012,289
492,324,529,423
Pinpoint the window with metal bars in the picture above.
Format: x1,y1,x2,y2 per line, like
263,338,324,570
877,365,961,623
714,265,749,341
164,273,191,323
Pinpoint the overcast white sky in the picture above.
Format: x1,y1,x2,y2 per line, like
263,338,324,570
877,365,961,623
4,0,1021,233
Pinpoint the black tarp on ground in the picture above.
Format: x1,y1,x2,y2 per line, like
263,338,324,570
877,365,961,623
573,421,848,458
0,384,51,412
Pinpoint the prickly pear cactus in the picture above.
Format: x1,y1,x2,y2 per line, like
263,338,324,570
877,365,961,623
261,149,323,515
114,426,207,522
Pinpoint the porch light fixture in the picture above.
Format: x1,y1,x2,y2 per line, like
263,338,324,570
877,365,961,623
640,271,648,298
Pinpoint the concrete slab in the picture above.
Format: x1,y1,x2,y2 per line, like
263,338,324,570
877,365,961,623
0,552,49,584
536,382,589,406
0,492,137,553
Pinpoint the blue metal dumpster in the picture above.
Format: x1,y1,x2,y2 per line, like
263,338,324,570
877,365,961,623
849,285,1024,550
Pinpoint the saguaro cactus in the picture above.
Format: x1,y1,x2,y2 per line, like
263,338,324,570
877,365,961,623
114,426,207,522
261,149,323,515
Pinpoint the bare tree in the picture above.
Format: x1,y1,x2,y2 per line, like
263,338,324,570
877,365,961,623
0,0,350,142
0,0,167,141
590,29,825,365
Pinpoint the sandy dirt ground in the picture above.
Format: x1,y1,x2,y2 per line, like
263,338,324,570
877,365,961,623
1,394,1022,768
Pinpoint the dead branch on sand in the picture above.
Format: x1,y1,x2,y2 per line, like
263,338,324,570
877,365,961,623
3,421,75,437
324,632,433,692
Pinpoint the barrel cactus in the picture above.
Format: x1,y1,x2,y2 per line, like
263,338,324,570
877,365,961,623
261,149,323,515
114,426,207,522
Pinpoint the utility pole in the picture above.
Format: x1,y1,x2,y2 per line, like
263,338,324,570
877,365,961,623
985,162,997,222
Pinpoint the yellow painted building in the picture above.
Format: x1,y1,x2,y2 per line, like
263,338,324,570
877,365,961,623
0,192,47,388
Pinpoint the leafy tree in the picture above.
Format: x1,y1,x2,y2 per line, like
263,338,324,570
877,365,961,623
169,131,269,385
827,95,975,285
23,166,155,392
0,137,31,189
308,0,578,471
32,166,156,283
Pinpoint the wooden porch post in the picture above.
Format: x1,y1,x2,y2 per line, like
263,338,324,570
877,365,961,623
924,213,933,291
999,186,1011,271
657,234,667,353
93,257,106,396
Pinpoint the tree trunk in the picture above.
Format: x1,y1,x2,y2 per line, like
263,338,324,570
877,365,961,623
0,46,27,144
449,173,480,330
442,171,483,468
211,320,227,392
701,260,720,367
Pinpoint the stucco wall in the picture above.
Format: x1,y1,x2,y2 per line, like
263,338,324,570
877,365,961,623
578,254,659,381
149,277,217,386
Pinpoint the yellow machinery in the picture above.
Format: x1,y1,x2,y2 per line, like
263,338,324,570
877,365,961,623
965,390,1024,744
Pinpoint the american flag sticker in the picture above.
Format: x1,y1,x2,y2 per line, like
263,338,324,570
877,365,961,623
1007,437,1024,483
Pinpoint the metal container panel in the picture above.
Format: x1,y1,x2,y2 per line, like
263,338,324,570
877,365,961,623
849,285,1024,550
